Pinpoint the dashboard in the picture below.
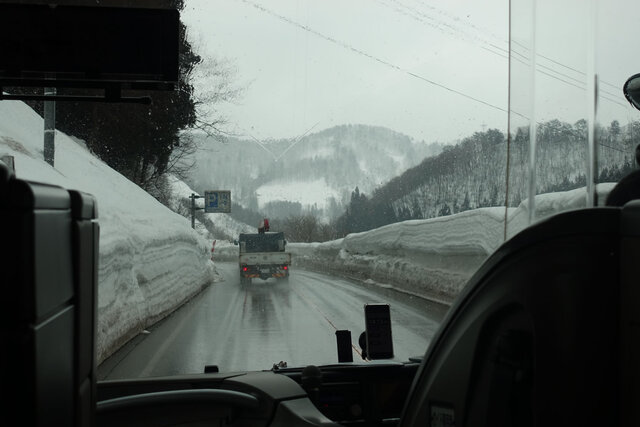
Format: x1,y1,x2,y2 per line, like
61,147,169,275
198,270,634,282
96,362,420,426
280,362,419,424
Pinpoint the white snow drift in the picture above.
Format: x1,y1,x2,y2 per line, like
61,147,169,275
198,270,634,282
0,99,216,363
286,184,615,303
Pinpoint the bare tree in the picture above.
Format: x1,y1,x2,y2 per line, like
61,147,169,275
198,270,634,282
168,56,244,183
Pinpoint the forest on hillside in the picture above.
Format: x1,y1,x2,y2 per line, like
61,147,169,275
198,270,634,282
11,1,238,204
332,119,639,236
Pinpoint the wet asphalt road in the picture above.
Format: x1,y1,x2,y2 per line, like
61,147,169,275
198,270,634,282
98,263,448,380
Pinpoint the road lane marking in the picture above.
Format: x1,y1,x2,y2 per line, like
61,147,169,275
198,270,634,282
290,285,363,359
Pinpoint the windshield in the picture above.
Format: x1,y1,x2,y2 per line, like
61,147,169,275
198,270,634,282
1,0,638,380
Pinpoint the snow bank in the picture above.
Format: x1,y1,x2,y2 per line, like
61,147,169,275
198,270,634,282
505,184,615,239
289,184,616,303
0,100,216,363
288,208,504,303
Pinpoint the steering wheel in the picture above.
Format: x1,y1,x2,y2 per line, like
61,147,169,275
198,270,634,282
97,388,260,426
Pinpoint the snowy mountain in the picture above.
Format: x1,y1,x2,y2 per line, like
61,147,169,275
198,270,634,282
334,121,639,235
389,121,637,219
185,124,442,219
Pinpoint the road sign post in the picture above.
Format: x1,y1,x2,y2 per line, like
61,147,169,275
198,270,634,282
189,193,203,229
189,191,231,231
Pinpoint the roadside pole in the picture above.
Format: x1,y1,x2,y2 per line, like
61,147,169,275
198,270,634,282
189,193,203,229
43,87,56,166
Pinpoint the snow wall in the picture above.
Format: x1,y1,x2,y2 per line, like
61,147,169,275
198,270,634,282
216,184,615,304
0,100,217,363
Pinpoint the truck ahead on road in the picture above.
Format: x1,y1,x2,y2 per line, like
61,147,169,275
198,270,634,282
238,223,291,284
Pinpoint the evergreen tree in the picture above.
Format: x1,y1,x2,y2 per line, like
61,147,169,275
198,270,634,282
411,197,423,219
460,192,471,212
13,1,235,197
438,203,451,217
489,185,499,206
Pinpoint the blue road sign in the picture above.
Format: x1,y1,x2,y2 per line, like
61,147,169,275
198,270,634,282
204,190,231,213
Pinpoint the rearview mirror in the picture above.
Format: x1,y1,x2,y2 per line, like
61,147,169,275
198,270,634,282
623,73,640,111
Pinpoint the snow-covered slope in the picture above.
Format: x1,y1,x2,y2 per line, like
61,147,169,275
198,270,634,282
166,174,257,240
0,100,216,363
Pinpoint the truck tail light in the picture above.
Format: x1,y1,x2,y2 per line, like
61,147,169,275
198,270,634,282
283,265,288,270
243,267,248,272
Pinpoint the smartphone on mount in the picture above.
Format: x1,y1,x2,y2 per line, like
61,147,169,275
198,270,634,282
364,303,394,359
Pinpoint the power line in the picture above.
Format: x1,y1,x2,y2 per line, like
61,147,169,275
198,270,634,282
509,50,627,108
245,122,320,162
242,0,628,118
379,0,485,45
513,41,620,91
400,0,506,49
599,142,629,154
508,45,625,106
410,0,506,45
240,0,508,114
388,2,625,99
512,40,622,92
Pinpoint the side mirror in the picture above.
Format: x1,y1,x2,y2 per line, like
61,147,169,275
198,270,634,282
233,240,238,245
623,73,640,111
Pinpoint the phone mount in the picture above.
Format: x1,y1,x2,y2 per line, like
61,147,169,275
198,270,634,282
334,303,396,363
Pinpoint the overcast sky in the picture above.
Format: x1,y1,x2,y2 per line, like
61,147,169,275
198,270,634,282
182,0,510,144
182,0,639,145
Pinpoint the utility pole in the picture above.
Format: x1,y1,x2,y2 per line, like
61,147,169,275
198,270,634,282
43,87,56,166
189,193,203,229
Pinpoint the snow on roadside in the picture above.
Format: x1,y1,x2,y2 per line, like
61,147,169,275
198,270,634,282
288,208,504,303
0,100,216,363
505,184,615,239
288,184,616,304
